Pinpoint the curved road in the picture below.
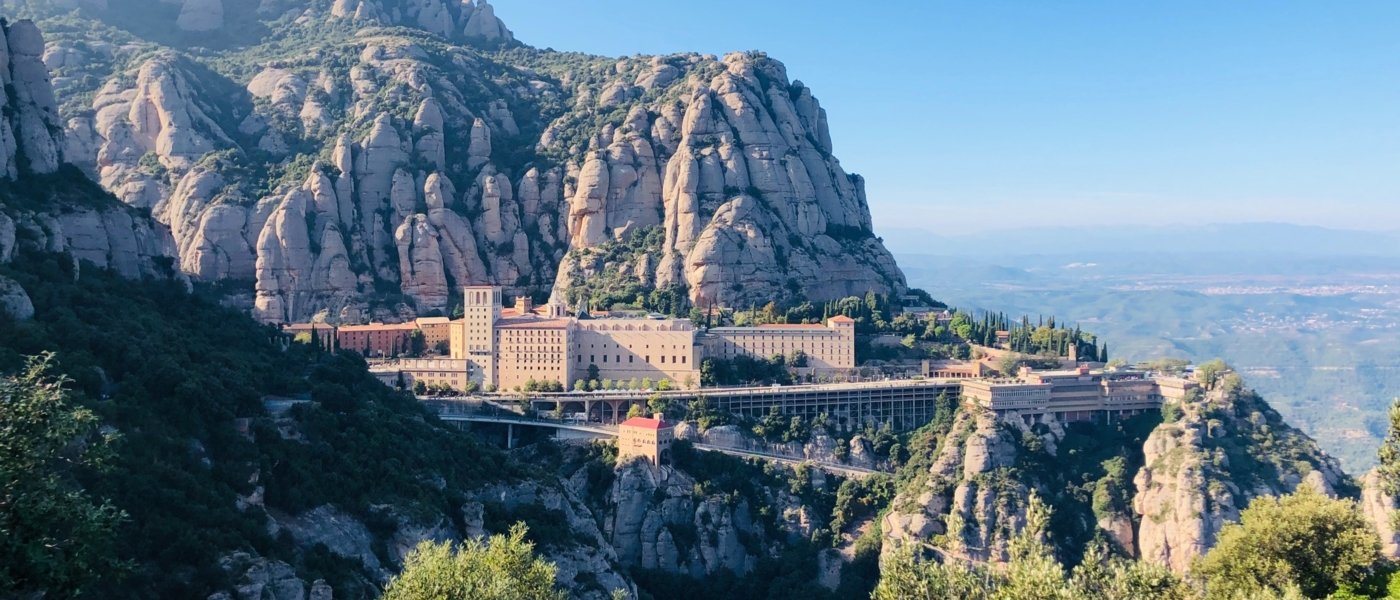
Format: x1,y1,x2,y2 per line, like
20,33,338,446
434,411,886,478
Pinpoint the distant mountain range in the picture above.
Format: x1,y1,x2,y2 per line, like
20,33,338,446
881,222,1400,258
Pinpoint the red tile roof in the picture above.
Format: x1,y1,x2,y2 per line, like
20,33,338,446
620,417,672,430
338,322,417,332
828,316,856,324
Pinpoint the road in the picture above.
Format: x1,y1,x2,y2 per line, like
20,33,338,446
433,409,887,478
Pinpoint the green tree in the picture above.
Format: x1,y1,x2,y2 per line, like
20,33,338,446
381,523,565,600
1377,399,1400,496
1194,487,1385,600
873,492,1187,600
1,354,126,597
998,353,1025,377
647,394,668,418
1196,359,1230,389
626,404,644,419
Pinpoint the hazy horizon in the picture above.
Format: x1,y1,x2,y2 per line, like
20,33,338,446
503,0,1400,233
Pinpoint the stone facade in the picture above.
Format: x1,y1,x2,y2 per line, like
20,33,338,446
295,285,858,392
574,319,700,388
704,315,856,373
336,322,415,358
962,367,1201,423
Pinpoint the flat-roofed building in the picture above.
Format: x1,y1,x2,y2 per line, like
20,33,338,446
496,316,573,391
337,323,416,358
372,358,471,392
964,366,1186,423
962,379,1054,415
704,315,856,372
1155,376,1203,402
574,318,700,387
414,317,453,352
922,360,994,380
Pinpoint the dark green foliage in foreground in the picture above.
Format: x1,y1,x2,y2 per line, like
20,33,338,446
382,525,565,600
1195,488,1391,600
0,355,126,598
0,251,515,598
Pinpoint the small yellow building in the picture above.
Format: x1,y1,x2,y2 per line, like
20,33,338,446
617,416,674,466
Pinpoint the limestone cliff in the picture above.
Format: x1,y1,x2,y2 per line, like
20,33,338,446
879,385,1353,574
0,18,177,281
18,1,905,322
880,409,1038,564
1132,387,1351,573
1360,470,1400,559
579,454,835,581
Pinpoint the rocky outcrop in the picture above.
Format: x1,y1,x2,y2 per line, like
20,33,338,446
327,0,514,45
880,409,1031,564
0,275,34,321
1361,470,1400,559
0,20,179,280
592,459,832,579
548,52,905,308
1132,389,1351,573
208,553,330,600
879,386,1352,573
0,213,15,263
176,0,225,32
34,5,904,321
0,19,64,178
602,463,750,576
472,479,636,600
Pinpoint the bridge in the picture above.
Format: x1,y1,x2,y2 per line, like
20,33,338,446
429,400,886,479
442,378,965,434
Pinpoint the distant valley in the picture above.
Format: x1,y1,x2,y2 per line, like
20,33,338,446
893,222,1400,471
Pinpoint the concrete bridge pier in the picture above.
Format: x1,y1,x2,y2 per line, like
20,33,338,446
507,423,514,449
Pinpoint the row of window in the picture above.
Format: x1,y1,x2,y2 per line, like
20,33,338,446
578,354,688,365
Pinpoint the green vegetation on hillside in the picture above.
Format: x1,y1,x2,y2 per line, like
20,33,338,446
874,493,1188,600
0,250,519,598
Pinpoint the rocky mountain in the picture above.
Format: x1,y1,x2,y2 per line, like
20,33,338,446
0,16,177,320
10,0,905,323
879,382,1357,574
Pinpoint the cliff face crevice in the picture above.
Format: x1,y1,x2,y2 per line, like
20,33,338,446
1133,388,1353,573
0,19,178,284
20,1,904,322
879,388,1355,575
584,457,830,580
880,409,1034,565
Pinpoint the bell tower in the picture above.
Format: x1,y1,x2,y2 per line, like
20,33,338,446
462,286,502,386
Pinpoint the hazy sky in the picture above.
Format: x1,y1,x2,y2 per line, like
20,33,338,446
501,1,1400,233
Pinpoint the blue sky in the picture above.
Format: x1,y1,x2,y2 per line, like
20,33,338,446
501,1,1400,233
